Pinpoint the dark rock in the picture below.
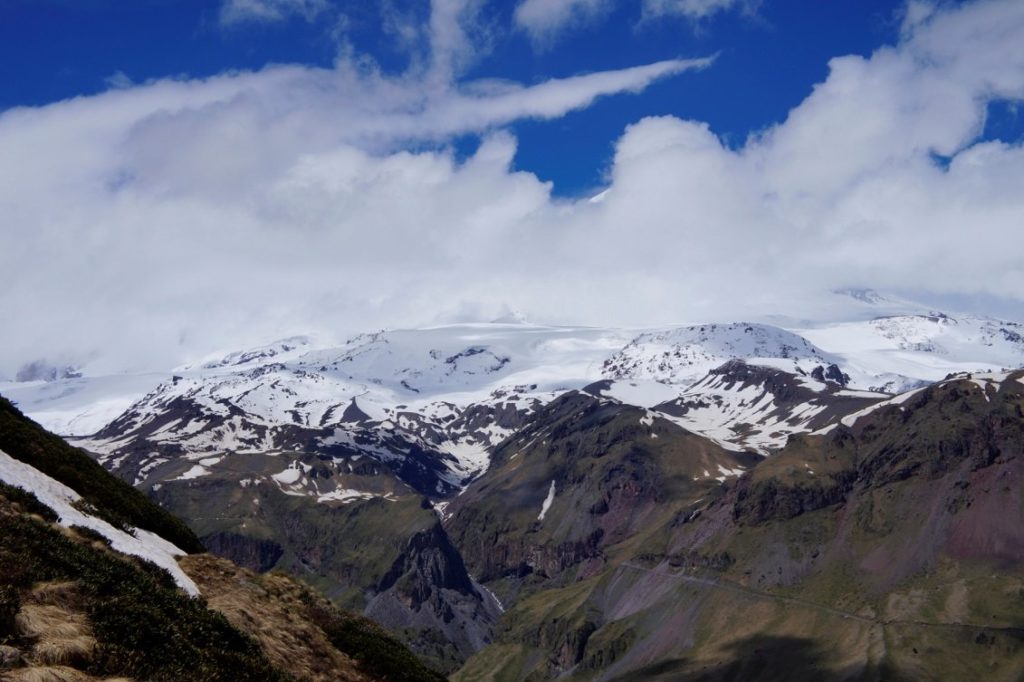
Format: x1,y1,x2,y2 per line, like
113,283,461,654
203,531,284,573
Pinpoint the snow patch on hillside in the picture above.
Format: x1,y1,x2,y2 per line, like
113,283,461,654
0,448,199,596
538,481,556,521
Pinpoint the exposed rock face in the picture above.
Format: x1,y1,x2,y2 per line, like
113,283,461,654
14,361,81,383
811,362,851,387
202,531,284,573
653,359,884,454
366,521,501,670
376,522,475,599
147,471,495,671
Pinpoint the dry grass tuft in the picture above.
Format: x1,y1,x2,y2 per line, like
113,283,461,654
2,665,95,681
14,583,96,668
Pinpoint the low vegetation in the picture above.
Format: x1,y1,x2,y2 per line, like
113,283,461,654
0,487,286,680
0,397,203,552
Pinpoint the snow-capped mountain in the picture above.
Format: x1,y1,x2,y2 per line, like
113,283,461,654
68,324,636,499
794,312,1024,392
601,322,836,387
3,300,1023,504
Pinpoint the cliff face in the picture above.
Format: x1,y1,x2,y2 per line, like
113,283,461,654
453,372,1024,681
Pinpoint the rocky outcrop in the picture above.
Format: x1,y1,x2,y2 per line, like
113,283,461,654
202,531,284,573
365,520,500,672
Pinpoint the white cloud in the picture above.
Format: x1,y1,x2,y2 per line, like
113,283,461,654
514,0,755,44
219,0,329,26
642,0,755,21
103,71,134,90
514,0,612,46
1,0,1023,378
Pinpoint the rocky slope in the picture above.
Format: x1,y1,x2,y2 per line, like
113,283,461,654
445,391,759,604
453,370,1024,680
644,359,886,454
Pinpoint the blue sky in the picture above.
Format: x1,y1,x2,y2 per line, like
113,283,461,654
1,0,1023,373
1,0,968,196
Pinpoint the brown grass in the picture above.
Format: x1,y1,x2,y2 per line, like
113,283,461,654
0,666,133,682
179,554,371,682
14,583,96,668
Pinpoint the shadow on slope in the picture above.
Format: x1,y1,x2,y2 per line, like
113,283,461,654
610,634,913,682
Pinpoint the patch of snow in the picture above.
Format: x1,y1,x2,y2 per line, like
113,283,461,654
537,480,556,522
316,489,387,504
173,465,209,481
272,466,303,485
0,448,199,596
438,440,491,484
714,464,745,482
473,578,506,613
840,386,927,427
601,380,681,408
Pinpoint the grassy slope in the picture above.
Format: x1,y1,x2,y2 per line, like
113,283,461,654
0,489,287,681
149,464,477,672
181,553,446,682
0,395,203,553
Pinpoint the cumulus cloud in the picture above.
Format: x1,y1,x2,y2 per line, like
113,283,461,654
1,0,1023,378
